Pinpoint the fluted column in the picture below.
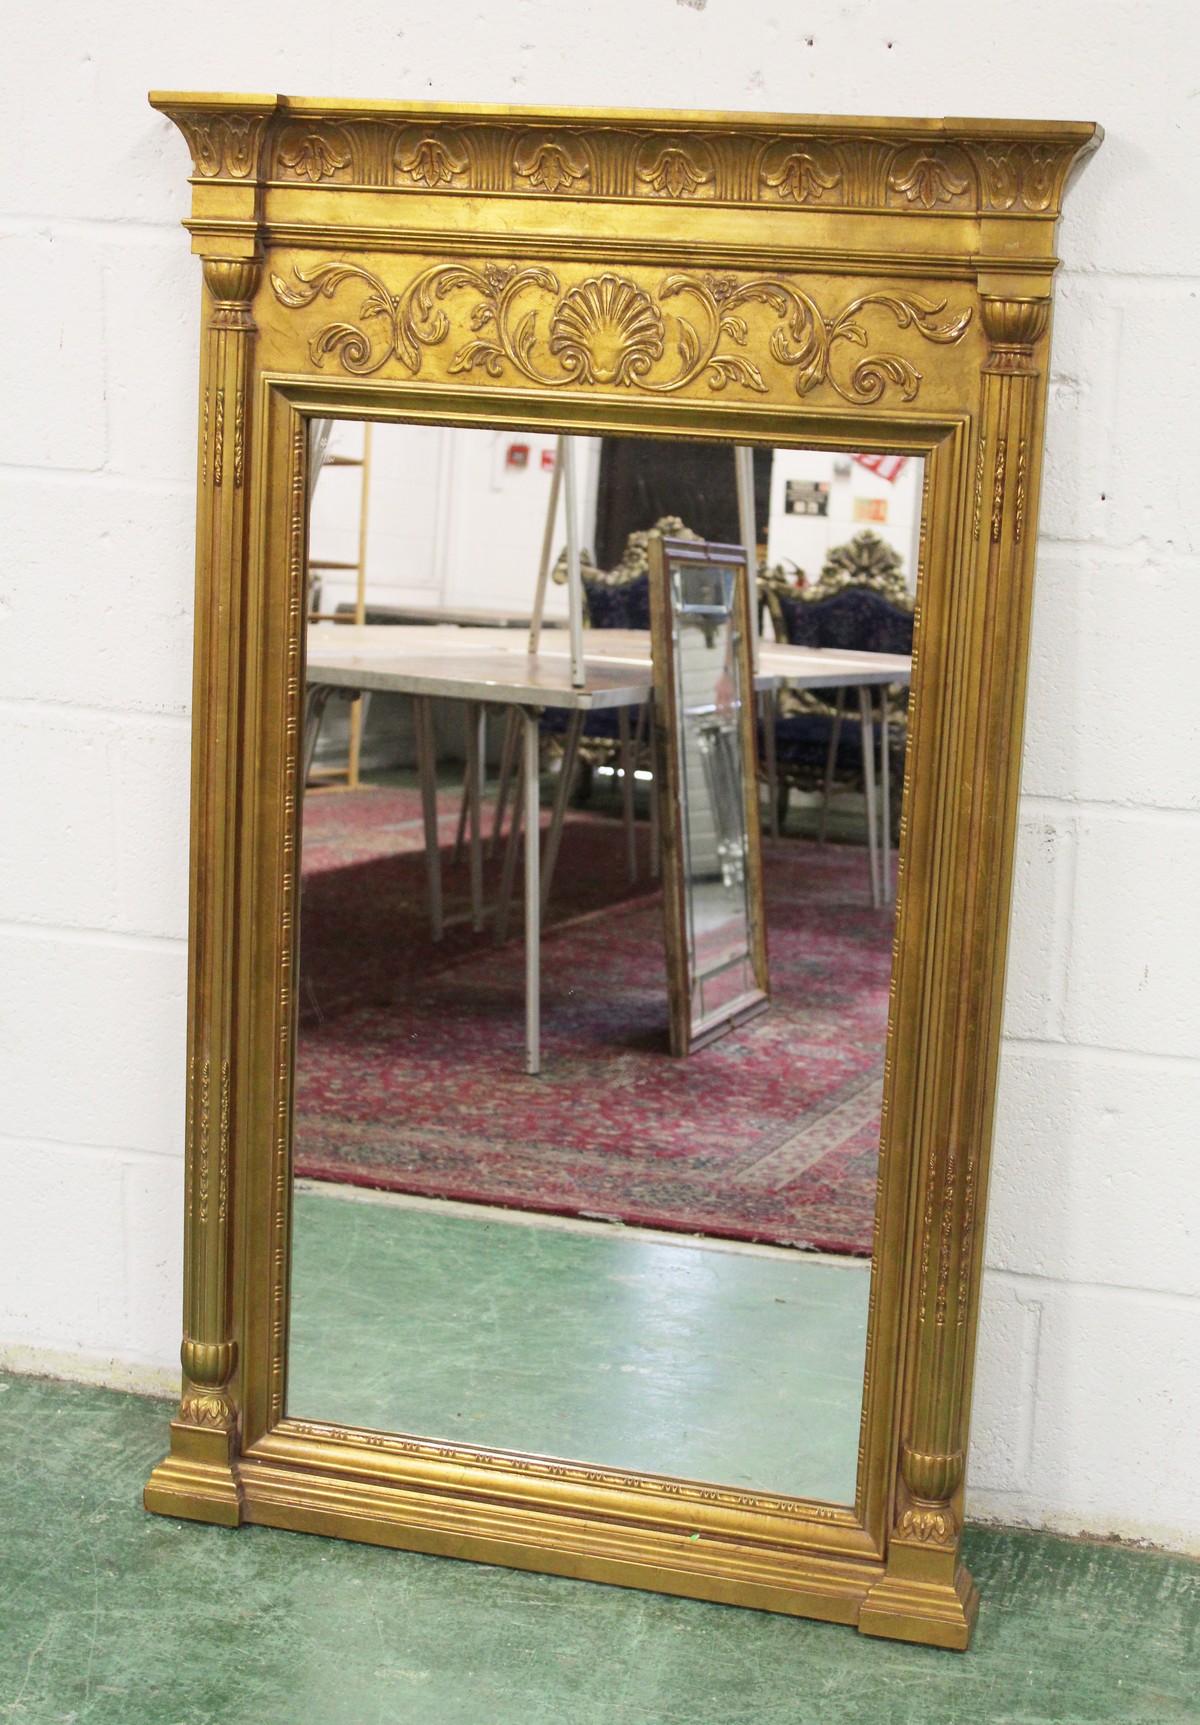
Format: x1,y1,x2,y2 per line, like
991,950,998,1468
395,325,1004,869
860,292,1052,1647
145,257,263,1524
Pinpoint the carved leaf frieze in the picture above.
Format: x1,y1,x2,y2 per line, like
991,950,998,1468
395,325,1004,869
759,141,842,205
278,125,352,183
393,128,471,188
979,143,1063,212
513,131,591,194
270,258,972,403
888,146,972,210
218,115,1085,216
634,138,715,198
173,111,269,181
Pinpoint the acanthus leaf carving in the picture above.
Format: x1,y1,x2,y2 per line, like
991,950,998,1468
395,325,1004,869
977,142,1066,212
898,1504,957,1544
393,128,470,188
278,125,352,183
635,138,715,198
180,1387,236,1430
174,112,267,181
888,146,972,209
512,132,590,194
270,259,972,405
766,287,973,404
759,141,842,205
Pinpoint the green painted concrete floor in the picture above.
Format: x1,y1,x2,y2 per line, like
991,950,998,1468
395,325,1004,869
2,1374,1198,1725
289,1184,869,1505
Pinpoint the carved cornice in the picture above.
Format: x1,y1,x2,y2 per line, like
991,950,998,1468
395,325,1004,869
161,97,279,183
151,95,1100,224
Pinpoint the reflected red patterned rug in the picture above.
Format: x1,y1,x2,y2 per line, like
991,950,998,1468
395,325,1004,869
296,787,893,1253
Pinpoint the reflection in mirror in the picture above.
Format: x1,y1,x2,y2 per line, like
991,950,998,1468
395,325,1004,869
289,421,921,1508
649,537,768,1054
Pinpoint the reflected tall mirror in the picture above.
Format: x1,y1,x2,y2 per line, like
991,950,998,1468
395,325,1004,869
144,92,1099,1650
649,533,768,1056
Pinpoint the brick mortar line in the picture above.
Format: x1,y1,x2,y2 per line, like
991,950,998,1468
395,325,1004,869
1016,795,1200,822
0,919,185,951
980,1265,1200,1310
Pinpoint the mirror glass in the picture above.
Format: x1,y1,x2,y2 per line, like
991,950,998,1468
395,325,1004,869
674,556,756,1028
289,420,922,1506
652,540,767,1052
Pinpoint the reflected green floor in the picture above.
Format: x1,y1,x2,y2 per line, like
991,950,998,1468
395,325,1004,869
3,1373,1198,1725
288,1184,869,1504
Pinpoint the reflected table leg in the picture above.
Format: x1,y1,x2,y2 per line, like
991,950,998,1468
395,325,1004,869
522,708,541,1076
857,686,881,910
412,694,444,941
491,709,519,857
818,686,846,847
879,691,893,905
465,700,485,932
302,684,336,785
618,707,638,882
541,708,583,913
760,687,780,840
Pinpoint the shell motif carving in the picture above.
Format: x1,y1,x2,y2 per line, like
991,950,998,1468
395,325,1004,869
548,276,665,384
270,259,971,403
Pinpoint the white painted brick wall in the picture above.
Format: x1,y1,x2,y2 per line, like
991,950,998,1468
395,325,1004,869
3,0,1198,1550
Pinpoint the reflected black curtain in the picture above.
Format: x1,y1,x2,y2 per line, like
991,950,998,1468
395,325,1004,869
593,439,773,568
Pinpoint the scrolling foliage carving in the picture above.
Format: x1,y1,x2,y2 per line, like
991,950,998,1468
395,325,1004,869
270,259,971,402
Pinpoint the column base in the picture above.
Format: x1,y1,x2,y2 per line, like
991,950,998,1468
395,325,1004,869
143,1419,244,1528
857,1547,979,1651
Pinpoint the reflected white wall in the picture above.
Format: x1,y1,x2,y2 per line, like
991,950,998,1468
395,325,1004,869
766,451,923,593
310,423,602,618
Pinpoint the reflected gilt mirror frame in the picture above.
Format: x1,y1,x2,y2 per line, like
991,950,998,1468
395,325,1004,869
144,90,1099,1650
648,535,769,1055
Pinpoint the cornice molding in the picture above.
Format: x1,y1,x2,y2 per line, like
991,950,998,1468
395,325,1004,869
150,93,1100,225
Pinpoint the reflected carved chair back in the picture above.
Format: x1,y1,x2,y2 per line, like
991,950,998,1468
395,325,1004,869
543,518,705,872
766,581,914,857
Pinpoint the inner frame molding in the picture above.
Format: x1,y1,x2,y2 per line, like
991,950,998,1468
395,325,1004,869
144,91,1100,1651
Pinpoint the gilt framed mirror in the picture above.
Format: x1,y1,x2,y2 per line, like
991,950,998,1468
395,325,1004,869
143,91,1099,1650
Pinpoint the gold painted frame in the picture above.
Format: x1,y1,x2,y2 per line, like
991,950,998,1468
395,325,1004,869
143,91,1100,1650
